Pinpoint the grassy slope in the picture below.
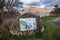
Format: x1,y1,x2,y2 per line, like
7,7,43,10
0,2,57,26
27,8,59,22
41,16,60,40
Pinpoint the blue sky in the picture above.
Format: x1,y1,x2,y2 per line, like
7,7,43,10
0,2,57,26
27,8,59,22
5,0,60,8
20,0,60,8
4,0,60,10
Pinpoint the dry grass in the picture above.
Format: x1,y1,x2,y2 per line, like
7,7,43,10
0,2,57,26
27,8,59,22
22,7,54,14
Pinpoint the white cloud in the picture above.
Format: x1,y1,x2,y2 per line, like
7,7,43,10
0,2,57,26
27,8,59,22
20,0,60,6
20,0,41,5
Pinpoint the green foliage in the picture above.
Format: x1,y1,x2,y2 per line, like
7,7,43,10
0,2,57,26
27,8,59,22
0,20,2,25
0,32,35,40
0,10,38,40
20,20,26,25
0,26,35,40
41,16,60,40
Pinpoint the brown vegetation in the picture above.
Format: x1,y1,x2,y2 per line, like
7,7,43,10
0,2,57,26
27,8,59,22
22,7,54,14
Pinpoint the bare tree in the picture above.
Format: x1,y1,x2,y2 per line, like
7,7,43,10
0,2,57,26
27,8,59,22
0,0,4,25
50,5,60,15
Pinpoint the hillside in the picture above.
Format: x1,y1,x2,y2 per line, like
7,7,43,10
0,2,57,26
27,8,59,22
20,7,54,15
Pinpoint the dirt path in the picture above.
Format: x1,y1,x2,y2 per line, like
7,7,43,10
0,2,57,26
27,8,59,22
48,17,60,28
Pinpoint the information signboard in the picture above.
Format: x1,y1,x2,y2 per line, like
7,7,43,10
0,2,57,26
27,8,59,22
19,18,36,31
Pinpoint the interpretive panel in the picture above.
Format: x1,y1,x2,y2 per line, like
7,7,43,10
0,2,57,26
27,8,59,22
19,18,36,31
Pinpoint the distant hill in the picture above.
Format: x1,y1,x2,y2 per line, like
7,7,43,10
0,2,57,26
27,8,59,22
20,7,54,14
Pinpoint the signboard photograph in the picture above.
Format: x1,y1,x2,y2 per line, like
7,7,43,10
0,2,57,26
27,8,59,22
19,18,36,31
